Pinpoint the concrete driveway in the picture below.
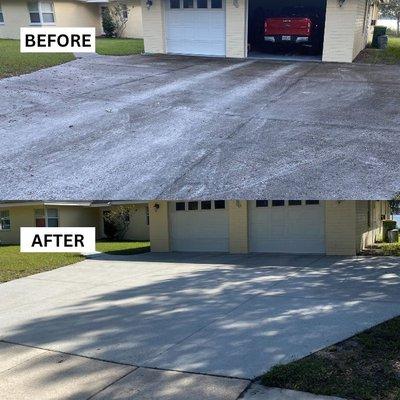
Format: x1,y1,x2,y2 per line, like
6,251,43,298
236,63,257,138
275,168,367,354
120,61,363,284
1,253,400,399
1,54,400,199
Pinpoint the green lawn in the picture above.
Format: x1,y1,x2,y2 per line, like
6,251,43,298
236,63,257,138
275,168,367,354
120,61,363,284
0,39,75,79
0,241,150,283
262,317,400,400
95,38,144,56
356,35,400,65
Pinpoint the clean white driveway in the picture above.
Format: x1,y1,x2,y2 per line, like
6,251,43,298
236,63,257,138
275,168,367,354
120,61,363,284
1,253,400,398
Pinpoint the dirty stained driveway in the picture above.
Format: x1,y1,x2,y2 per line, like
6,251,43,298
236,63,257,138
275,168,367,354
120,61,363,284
1,54,400,199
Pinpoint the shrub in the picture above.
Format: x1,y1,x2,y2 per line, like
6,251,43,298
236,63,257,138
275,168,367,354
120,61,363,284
382,219,397,242
102,8,116,38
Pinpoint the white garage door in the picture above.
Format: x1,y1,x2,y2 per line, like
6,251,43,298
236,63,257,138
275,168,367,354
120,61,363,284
249,200,326,254
165,0,226,56
170,201,229,252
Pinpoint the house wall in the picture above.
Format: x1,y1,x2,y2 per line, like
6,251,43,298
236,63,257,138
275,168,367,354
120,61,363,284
226,0,246,58
0,0,102,39
122,0,143,38
149,201,170,251
141,0,165,53
0,205,101,244
356,200,390,250
150,200,389,256
322,0,374,63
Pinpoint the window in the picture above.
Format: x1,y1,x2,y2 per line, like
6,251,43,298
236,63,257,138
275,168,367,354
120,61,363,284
211,0,222,8
176,202,185,211
306,200,319,205
121,3,128,19
170,0,180,8
183,0,193,8
214,200,225,209
197,0,207,8
146,206,150,225
256,200,268,207
188,201,198,211
28,1,55,24
34,208,59,227
0,4,4,24
272,200,285,207
0,210,10,230
201,201,212,210
289,200,302,206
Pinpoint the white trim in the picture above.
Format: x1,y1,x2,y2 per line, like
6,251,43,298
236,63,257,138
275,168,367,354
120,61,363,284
28,1,56,25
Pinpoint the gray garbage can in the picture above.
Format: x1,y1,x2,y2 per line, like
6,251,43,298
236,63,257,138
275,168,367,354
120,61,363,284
377,35,388,50
388,229,399,243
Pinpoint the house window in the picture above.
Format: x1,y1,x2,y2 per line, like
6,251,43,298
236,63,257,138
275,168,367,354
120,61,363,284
306,200,319,205
211,0,222,8
170,0,180,8
28,1,55,24
0,4,4,24
188,201,198,211
121,4,128,19
146,206,150,225
197,0,207,8
214,200,225,209
176,202,185,211
34,208,59,227
0,210,10,230
183,0,193,8
201,201,212,210
289,200,302,206
272,200,285,207
256,200,268,207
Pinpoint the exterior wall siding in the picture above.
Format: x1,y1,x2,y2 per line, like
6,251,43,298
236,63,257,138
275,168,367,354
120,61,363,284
228,200,248,253
0,205,101,244
325,201,357,255
123,0,143,38
141,0,165,53
0,0,103,39
226,0,246,58
149,201,170,251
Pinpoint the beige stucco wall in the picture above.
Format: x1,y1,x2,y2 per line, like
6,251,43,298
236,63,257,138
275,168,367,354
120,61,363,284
322,0,374,63
0,0,103,39
121,0,143,38
141,0,165,53
0,205,101,244
99,203,149,241
226,0,246,58
149,201,170,251
228,200,248,253
357,200,390,250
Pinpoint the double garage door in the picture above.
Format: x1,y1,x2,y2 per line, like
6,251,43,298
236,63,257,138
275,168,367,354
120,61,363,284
169,201,326,253
165,0,226,56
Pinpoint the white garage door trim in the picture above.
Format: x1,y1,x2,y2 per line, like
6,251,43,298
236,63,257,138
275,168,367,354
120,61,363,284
249,200,326,254
164,0,226,57
169,201,229,252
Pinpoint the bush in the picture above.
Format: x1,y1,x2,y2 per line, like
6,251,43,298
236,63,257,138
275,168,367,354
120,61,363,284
102,8,116,38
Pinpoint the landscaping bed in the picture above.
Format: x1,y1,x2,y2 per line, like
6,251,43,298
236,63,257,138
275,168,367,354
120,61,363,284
262,317,400,400
0,241,150,282
356,36,400,65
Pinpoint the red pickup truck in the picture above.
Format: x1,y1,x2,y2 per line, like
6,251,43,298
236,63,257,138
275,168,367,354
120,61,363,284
263,7,322,52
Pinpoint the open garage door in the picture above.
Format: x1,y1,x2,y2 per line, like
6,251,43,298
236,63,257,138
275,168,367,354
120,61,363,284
247,0,326,61
165,0,226,56
169,201,229,251
249,200,326,254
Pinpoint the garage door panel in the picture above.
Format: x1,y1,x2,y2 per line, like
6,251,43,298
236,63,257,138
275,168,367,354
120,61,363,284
165,2,226,56
249,202,325,254
170,203,229,252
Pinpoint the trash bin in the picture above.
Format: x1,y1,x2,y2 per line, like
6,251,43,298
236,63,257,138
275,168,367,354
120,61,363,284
388,229,399,243
377,35,388,49
372,26,387,48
